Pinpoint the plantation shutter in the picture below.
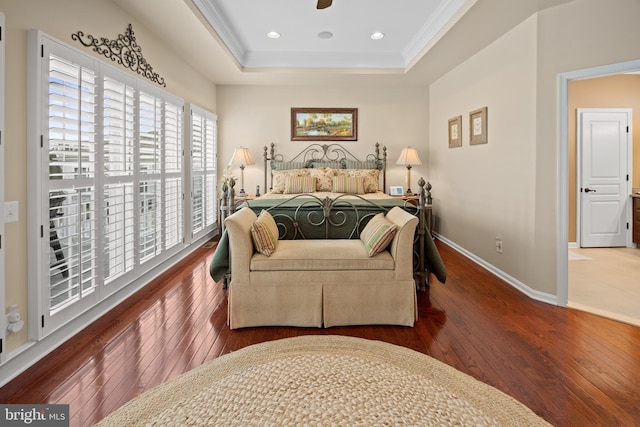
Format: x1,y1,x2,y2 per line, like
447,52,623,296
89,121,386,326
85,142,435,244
204,116,217,228
47,50,99,315
102,75,135,285
191,111,205,234
138,91,162,263
164,101,183,250
189,105,217,240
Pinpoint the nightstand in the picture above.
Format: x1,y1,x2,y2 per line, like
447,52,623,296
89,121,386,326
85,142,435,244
391,194,420,205
218,194,259,234
235,194,258,202
390,194,434,235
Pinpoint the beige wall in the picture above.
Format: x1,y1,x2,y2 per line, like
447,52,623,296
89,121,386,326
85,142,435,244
568,75,640,243
429,15,539,288
0,0,216,352
216,85,429,195
428,0,640,297
534,0,640,294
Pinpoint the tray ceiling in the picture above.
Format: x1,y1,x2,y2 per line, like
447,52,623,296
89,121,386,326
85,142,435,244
191,0,475,71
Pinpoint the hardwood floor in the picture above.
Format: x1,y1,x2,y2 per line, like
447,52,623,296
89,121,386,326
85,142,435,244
1,240,639,426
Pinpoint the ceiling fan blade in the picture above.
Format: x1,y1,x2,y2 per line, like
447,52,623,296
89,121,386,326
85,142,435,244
317,0,333,9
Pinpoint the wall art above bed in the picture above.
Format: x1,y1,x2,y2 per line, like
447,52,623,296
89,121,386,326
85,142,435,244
291,108,358,141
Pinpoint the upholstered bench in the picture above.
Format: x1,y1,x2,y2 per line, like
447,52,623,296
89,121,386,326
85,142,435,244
224,206,418,329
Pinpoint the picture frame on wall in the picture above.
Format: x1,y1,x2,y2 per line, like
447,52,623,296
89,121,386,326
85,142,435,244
291,107,358,141
469,106,488,145
448,115,462,148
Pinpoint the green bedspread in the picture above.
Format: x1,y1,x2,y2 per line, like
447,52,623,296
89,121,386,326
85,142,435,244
210,229,231,283
209,195,447,284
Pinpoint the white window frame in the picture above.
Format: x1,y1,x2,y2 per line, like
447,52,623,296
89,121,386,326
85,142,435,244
27,30,186,338
186,103,218,241
0,12,6,362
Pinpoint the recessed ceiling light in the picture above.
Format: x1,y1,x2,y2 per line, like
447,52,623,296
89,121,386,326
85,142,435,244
317,31,333,39
266,31,281,39
370,32,384,40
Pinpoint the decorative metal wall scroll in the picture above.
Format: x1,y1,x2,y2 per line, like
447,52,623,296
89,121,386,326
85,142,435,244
72,24,166,87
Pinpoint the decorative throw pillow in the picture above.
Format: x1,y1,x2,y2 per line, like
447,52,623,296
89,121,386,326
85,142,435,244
307,167,335,192
332,176,365,194
360,213,397,257
340,168,380,193
284,175,316,194
251,210,279,256
271,169,309,193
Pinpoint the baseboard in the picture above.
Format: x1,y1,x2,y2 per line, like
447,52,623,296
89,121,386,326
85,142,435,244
0,231,216,388
434,233,558,306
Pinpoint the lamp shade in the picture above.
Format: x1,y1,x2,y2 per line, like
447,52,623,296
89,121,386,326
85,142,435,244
396,147,422,166
228,147,255,167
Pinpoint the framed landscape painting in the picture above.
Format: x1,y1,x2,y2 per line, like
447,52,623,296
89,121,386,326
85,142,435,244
291,108,358,141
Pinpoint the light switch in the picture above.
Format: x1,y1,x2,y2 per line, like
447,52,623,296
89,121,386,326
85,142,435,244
4,201,18,223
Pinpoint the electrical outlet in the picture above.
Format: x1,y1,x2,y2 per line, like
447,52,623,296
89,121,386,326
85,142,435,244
495,237,503,254
4,201,18,223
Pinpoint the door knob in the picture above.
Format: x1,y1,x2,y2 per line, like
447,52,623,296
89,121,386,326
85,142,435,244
584,188,596,193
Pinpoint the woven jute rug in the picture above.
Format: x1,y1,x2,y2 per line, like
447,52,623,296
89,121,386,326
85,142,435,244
97,335,551,426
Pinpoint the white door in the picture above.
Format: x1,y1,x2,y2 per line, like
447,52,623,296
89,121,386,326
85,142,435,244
579,109,631,247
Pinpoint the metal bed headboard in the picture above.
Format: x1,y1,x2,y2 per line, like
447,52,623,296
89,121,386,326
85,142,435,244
263,142,387,192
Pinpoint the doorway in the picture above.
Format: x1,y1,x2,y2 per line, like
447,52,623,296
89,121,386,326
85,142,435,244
558,60,640,325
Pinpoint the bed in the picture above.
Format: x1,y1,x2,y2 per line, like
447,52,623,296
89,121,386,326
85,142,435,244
212,142,446,290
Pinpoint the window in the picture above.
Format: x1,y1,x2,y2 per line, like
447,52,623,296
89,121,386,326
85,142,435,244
30,32,187,336
188,104,217,240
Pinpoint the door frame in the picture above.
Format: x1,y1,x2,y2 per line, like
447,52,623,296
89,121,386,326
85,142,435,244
0,13,5,363
576,108,633,248
557,59,640,307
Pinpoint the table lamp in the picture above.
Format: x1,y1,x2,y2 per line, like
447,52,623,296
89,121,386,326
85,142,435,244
396,147,422,195
228,147,255,197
